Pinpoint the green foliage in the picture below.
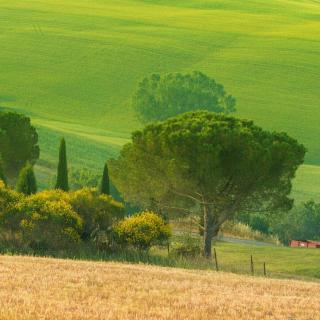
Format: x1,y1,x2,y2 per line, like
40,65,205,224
249,215,270,234
114,211,171,251
236,212,270,234
110,111,305,257
0,111,39,181
70,188,124,240
172,233,201,258
69,167,99,190
16,162,37,195
100,163,110,195
133,71,236,123
55,138,69,191
271,201,320,244
111,111,305,212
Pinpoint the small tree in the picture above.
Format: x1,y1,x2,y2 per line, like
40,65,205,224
55,138,69,191
100,163,110,195
16,162,37,195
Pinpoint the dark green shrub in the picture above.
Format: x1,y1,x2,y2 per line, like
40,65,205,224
172,234,201,258
249,214,270,234
16,162,37,195
70,188,124,240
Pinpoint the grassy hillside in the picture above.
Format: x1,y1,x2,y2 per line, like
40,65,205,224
0,255,319,319
0,0,319,199
212,241,320,279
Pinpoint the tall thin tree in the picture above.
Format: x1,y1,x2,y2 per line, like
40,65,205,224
100,162,110,195
55,138,69,191
0,161,6,185
16,162,37,195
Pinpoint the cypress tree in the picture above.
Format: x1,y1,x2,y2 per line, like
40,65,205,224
16,162,37,195
55,137,69,191
0,162,6,185
100,162,110,195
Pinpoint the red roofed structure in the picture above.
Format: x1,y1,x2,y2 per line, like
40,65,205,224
290,240,320,248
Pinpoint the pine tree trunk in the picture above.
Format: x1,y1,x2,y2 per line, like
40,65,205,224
203,228,212,258
202,204,219,258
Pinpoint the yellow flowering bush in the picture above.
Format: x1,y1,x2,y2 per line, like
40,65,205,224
113,211,171,251
0,184,124,251
0,181,23,237
0,181,21,215
1,194,83,251
22,189,125,239
27,189,70,203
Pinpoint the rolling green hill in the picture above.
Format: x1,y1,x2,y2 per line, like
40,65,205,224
0,0,319,200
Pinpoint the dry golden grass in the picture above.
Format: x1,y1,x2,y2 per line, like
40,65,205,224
0,255,319,320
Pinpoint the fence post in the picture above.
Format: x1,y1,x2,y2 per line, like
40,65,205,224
263,262,267,277
214,247,219,271
250,255,254,276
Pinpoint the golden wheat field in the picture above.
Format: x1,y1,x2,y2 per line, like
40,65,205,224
0,255,319,320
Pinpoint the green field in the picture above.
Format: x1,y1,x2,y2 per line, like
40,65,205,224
154,239,320,280
0,0,319,200
212,241,320,280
